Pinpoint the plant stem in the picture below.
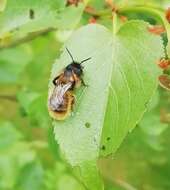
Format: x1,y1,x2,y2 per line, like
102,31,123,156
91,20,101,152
0,95,17,101
84,6,111,17
113,12,118,35
0,27,55,49
118,6,164,24
119,5,170,57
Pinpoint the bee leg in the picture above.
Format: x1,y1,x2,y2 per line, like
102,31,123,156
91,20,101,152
71,94,75,110
53,76,60,85
70,81,76,90
81,78,88,87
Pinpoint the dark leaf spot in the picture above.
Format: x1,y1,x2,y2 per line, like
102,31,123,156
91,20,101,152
85,122,91,128
66,0,82,7
29,9,35,19
107,137,111,141
101,145,106,150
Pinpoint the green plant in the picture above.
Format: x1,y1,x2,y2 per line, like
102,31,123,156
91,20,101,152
0,0,170,190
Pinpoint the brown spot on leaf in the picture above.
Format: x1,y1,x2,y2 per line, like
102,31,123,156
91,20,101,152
66,0,83,6
158,58,170,69
148,25,165,35
159,74,170,90
120,15,128,22
166,7,170,23
89,17,97,24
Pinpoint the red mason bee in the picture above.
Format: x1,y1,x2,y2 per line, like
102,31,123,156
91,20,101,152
48,48,91,120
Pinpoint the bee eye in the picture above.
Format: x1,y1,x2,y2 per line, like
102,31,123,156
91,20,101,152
74,68,82,76
74,65,82,75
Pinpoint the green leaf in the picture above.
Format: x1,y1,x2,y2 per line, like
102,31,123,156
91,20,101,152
0,0,7,12
49,21,163,189
57,174,85,190
115,0,170,7
0,126,36,190
118,5,170,57
88,0,106,11
28,94,50,128
45,161,86,190
50,21,163,163
138,92,168,151
0,121,22,150
15,161,44,190
0,46,32,83
140,113,168,136
17,89,40,113
18,90,50,128
0,0,85,46
78,161,104,190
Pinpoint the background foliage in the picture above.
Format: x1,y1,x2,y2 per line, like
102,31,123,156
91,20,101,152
0,0,170,190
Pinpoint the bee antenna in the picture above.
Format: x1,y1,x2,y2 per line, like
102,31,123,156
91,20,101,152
66,47,74,62
80,57,91,64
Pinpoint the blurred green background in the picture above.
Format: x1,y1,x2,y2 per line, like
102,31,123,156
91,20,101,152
0,0,170,190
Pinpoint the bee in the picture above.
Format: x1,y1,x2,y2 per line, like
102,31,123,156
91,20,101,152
48,83,75,120
48,48,91,120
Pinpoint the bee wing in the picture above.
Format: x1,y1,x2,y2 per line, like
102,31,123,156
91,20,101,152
55,82,72,103
49,82,72,111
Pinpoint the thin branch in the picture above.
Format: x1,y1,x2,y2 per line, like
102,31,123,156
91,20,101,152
114,179,137,190
0,27,56,49
0,95,17,102
84,6,111,18
0,6,111,49
118,6,164,24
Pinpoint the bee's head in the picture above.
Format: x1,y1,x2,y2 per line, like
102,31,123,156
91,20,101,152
65,62,83,77
65,47,91,77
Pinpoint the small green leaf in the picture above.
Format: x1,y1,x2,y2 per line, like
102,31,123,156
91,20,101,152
118,5,170,57
17,89,40,113
0,0,85,45
28,94,50,128
140,113,168,136
45,161,86,190
0,121,22,150
0,47,32,83
15,162,44,190
0,128,36,189
148,9,170,57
